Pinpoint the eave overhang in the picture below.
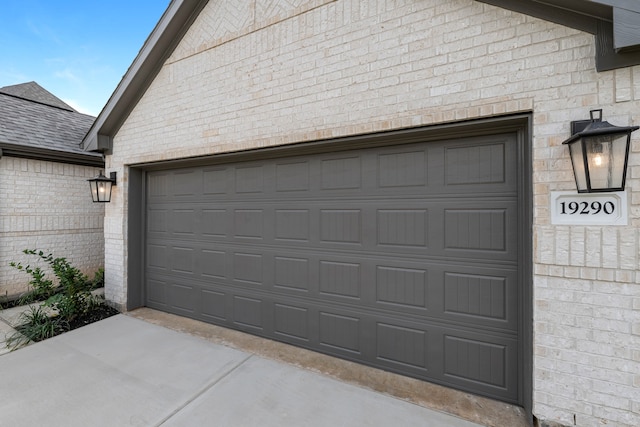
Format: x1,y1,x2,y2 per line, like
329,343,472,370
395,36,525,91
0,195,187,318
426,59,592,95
82,0,208,153
477,0,640,71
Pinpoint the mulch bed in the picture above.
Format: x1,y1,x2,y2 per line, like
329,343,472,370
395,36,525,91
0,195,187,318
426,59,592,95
67,304,120,331
2,294,120,341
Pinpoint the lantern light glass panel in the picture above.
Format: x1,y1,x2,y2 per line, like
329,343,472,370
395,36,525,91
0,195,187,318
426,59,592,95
89,179,112,202
583,133,628,191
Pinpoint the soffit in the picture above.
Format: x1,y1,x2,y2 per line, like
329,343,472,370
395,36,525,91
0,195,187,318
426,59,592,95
478,0,640,70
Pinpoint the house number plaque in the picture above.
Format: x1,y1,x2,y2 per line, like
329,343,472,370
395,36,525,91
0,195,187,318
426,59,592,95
550,191,628,225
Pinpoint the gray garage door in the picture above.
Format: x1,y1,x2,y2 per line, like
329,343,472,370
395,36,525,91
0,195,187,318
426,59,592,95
145,132,522,403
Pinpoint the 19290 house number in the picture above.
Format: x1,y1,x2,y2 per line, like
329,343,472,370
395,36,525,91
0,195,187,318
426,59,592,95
559,201,615,215
551,191,627,225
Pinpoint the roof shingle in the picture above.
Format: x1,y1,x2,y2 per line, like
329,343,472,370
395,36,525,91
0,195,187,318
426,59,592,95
0,82,100,158
0,81,76,112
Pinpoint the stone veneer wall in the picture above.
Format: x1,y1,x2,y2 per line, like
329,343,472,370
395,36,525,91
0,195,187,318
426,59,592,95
0,157,104,297
105,1,640,425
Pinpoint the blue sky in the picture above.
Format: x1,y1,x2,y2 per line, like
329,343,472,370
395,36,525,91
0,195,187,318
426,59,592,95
0,1,171,116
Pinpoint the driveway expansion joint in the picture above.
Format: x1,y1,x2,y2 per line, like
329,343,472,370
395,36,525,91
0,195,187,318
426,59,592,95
156,353,255,426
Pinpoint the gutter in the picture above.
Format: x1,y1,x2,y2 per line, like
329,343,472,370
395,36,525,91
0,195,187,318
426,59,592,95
0,142,104,167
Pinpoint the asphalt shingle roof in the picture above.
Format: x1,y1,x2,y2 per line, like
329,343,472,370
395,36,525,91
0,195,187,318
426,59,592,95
0,81,77,111
0,82,97,156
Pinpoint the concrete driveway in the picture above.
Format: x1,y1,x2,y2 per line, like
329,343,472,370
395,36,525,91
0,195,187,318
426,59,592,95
0,314,489,426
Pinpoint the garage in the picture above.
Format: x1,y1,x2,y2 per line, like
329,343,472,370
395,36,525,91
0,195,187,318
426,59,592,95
143,128,526,404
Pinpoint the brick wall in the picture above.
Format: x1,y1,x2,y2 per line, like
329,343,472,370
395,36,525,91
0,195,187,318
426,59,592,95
105,1,640,425
0,157,105,297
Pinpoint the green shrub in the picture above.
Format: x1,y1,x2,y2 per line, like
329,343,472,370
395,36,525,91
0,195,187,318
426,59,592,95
5,250,112,350
10,249,98,322
9,255,57,304
91,268,105,290
5,305,69,350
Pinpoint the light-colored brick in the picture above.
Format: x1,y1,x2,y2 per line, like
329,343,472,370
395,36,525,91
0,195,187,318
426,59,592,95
0,158,104,296
102,1,640,426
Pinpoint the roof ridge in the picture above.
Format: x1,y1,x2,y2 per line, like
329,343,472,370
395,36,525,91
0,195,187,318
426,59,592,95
0,91,82,114
0,81,77,112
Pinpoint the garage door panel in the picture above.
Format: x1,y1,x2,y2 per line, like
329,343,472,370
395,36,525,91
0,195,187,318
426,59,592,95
440,201,518,261
441,331,518,402
147,241,517,330
319,311,362,354
151,200,513,255
319,209,362,244
233,208,264,239
275,209,310,241
147,209,168,235
442,269,517,330
170,246,195,275
377,149,428,188
445,142,506,185
146,279,167,305
172,169,201,196
376,323,429,371
169,283,197,314
147,171,171,199
203,167,229,195
233,252,264,286
152,202,514,262
318,259,361,299
320,156,362,190
171,209,198,236
147,244,168,270
276,161,310,192
235,164,266,194
200,249,228,279
444,208,507,252
370,260,517,330
274,303,310,341
274,256,310,291
375,265,428,309
232,295,264,330
377,208,428,247
149,136,517,202
442,135,517,193
202,210,228,237
200,289,227,321
445,335,506,387
145,132,523,403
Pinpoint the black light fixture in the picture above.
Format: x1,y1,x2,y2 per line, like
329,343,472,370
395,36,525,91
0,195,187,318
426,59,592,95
562,109,638,193
88,171,117,203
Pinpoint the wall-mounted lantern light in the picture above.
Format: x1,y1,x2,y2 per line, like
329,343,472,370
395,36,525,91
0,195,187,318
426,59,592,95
88,171,117,203
562,109,638,193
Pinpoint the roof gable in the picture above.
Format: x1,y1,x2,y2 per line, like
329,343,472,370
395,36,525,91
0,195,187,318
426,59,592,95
83,0,209,152
83,0,640,153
